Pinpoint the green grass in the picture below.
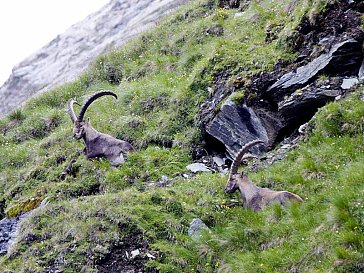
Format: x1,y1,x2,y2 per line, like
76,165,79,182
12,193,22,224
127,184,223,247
1,0,363,272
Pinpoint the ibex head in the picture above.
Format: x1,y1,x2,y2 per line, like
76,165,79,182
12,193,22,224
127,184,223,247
224,139,265,193
68,91,118,139
72,119,90,139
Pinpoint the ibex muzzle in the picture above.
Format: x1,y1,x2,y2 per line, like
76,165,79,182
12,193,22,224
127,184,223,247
225,140,303,211
67,91,134,167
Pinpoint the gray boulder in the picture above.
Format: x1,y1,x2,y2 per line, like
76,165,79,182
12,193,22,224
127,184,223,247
0,217,19,254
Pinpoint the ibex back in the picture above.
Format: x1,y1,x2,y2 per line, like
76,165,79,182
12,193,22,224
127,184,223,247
67,91,134,167
225,140,303,211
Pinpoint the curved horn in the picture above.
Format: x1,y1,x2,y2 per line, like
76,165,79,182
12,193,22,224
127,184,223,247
230,139,265,175
77,90,118,121
67,99,80,124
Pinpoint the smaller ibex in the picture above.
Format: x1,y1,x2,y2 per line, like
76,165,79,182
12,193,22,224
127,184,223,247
225,140,303,211
67,91,134,167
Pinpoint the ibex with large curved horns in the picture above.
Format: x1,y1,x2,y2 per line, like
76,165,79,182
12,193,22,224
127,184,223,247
68,90,134,167
225,139,303,211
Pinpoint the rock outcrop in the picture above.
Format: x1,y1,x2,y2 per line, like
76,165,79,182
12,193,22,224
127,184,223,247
266,39,362,102
198,1,364,159
0,0,188,116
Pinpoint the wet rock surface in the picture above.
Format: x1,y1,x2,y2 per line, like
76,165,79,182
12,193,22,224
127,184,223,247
0,217,21,254
0,198,49,255
0,0,189,116
186,163,212,173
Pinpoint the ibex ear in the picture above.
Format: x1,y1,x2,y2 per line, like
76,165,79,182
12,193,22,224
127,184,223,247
86,117,90,124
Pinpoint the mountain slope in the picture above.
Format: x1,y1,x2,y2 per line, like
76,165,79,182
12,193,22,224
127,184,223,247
0,0,188,117
0,0,363,272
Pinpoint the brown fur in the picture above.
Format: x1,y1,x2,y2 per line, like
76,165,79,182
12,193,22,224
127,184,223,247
225,172,303,211
224,140,303,211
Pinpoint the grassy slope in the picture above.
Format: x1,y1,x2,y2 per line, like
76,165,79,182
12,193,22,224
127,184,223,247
0,0,363,272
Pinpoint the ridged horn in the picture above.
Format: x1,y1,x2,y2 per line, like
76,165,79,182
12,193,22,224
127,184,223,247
230,139,265,175
77,90,118,121
67,99,79,124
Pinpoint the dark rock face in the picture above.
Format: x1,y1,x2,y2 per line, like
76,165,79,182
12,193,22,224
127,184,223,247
202,38,363,157
292,1,364,59
0,0,189,116
206,98,269,158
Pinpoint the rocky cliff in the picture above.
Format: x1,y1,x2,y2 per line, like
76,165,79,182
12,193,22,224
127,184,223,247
0,0,188,116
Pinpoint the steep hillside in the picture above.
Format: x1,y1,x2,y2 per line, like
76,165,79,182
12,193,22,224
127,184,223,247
0,0,188,116
0,0,363,272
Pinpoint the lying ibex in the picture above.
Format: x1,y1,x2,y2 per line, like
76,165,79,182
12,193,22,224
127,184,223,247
67,90,134,166
225,140,303,211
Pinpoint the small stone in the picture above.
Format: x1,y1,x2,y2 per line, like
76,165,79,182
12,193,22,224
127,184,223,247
186,163,212,173
234,12,245,18
315,246,324,256
188,218,209,237
182,173,189,178
160,175,169,182
213,156,225,167
280,144,291,150
146,252,156,259
298,123,308,134
341,78,359,90
131,249,140,259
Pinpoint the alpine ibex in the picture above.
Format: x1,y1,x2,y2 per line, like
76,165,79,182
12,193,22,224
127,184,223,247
225,140,303,211
67,90,134,167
